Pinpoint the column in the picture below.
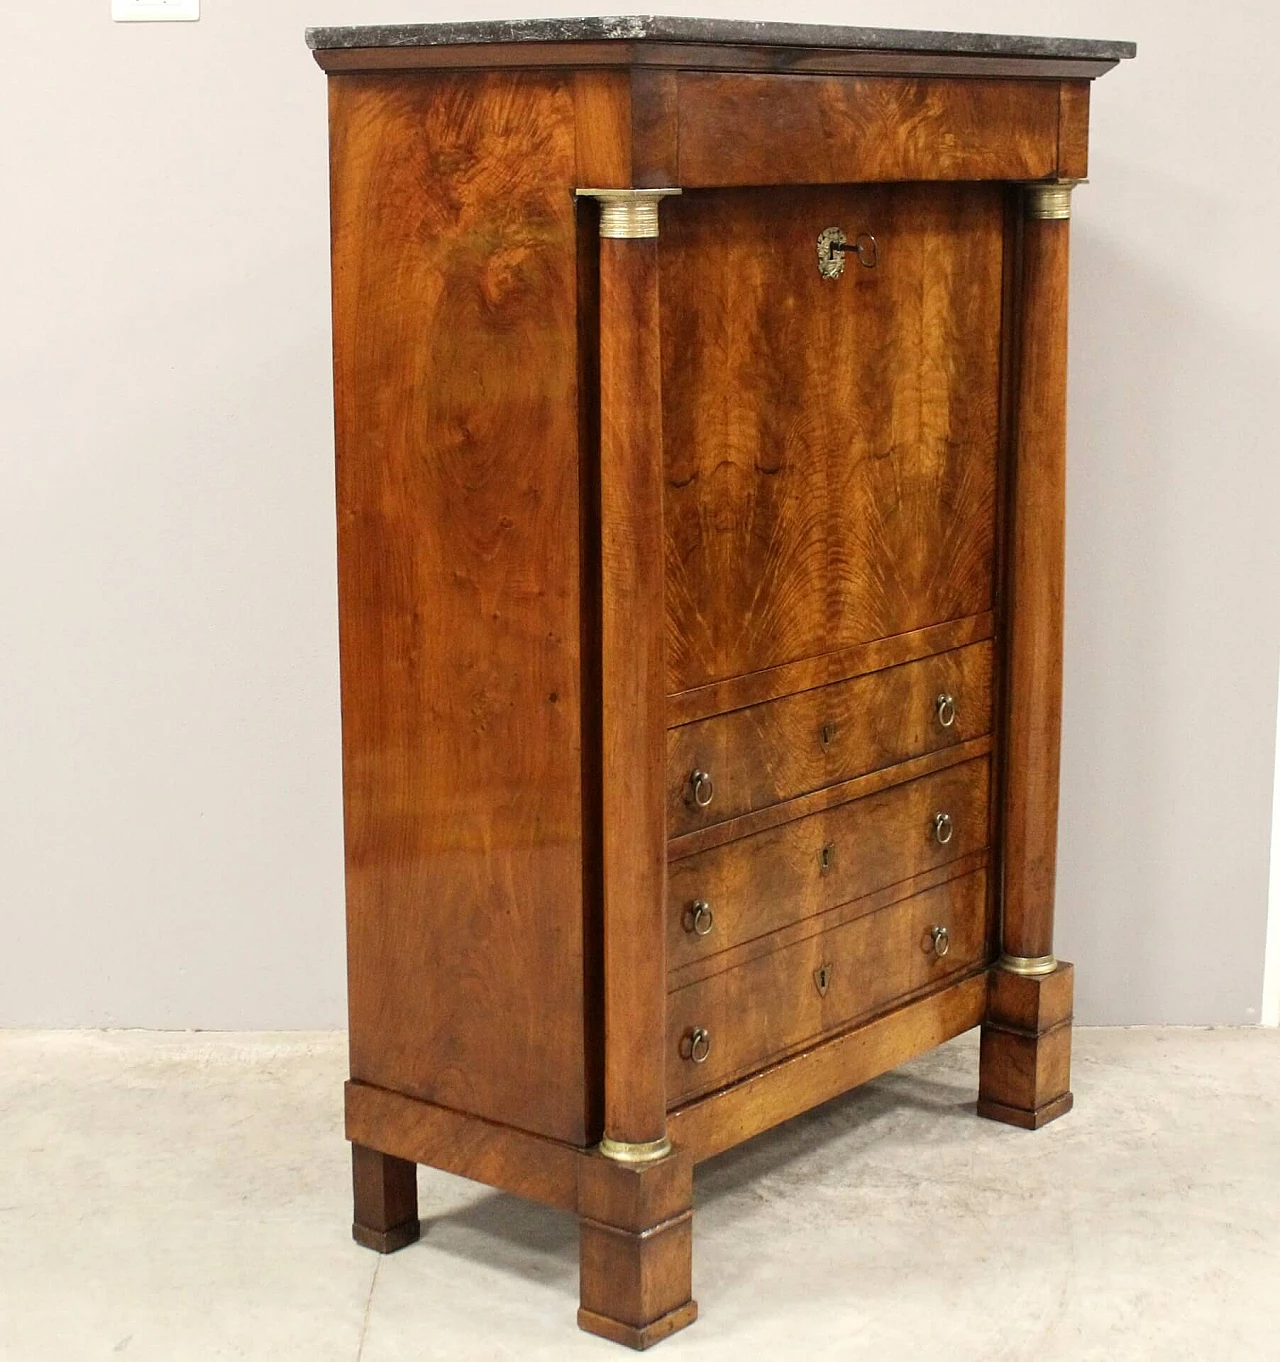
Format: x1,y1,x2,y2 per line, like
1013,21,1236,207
574,187,698,1350
978,179,1078,1131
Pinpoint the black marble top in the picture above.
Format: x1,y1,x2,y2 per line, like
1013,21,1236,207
304,16,1135,61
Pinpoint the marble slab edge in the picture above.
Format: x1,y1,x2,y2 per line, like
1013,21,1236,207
304,16,1136,62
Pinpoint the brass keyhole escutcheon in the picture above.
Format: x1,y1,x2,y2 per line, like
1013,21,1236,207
933,812,954,845
816,227,879,278
685,1027,711,1064
819,843,835,875
684,900,714,937
820,721,837,750
814,963,834,997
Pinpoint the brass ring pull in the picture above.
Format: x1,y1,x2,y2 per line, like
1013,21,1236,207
686,1027,711,1064
936,693,956,728
684,900,714,937
933,812,954,845
688,769,715,809
929,925,951,959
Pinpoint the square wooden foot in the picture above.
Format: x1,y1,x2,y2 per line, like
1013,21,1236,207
578,1146,697,1350
351,1142,421,1253
977,961,1074,1130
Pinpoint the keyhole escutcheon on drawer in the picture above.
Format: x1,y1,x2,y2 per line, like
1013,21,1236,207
816,227,879,278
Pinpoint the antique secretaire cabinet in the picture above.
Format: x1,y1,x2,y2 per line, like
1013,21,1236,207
308,17,1133,1348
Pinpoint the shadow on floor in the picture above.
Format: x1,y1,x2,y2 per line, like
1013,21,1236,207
404,1053,980,1287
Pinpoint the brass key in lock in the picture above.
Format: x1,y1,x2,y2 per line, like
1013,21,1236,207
817,227,879,278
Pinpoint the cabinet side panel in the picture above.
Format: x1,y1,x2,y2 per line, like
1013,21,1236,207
329,72,588,1144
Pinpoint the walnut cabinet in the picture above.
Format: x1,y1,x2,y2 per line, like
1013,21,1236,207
307,17,1134,1348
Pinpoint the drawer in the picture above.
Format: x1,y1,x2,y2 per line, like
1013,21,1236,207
667,869,989,1105
667,641,991,837
668,756,989,972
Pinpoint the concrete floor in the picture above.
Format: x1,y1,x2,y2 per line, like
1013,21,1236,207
1,1028,1277,1361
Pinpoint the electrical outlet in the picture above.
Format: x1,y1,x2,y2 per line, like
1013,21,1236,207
112,0,199,21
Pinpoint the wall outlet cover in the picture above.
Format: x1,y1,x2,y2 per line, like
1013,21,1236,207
112,0,200,20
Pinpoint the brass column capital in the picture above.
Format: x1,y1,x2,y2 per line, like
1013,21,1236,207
1023,180,1083,221
576,187,682,239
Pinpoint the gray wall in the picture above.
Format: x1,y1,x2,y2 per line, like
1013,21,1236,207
2,1,1277,1027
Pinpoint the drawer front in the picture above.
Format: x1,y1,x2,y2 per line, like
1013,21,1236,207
667,869,989,1104
667,641,991,836
669,756,989,972
675,74,1060,189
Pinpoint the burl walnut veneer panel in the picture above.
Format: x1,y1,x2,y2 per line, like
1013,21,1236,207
330,71,593,1144
662,183,1003,691
675,74,1061,186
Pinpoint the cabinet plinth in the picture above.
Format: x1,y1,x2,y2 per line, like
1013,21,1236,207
311,15,1132,1348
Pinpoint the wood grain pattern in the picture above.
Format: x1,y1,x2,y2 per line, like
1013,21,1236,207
662,184,1003,692
597,229,671,1149
676,74,1059,186
667,641,992,835
570,68,678,195
313,42,1120,83
1000,211,1070,961
981,185,1023,972
573,70,630,186
631,68,680,188
978,1022,1073,1128
669,736,991,860
668,969,988,1161
667,870,989,1103
575,199,606,1147
330,72,590,1144
978,961,1075,1129
1057,80,1091,178
346,1081,581,1212
351,1143,420,1253
668,757,990,973
670,850,987,989
578,1150,696,1347
666,612,992,726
